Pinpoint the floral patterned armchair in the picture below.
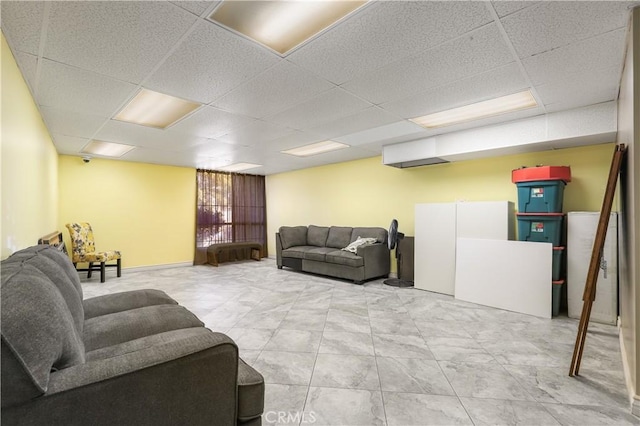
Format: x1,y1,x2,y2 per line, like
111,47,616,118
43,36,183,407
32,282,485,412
65,222,121,283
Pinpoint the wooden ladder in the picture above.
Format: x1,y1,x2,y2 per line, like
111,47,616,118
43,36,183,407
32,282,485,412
569,144,627,377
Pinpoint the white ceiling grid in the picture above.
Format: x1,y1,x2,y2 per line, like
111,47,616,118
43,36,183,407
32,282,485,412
1,0,638,175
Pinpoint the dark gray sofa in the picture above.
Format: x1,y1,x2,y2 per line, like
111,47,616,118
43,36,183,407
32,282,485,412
1,245,264,426
276,225,390,284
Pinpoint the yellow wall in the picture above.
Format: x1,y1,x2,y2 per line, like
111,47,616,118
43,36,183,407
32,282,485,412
58,156,196,268
266,143,617,257
1,33,59,259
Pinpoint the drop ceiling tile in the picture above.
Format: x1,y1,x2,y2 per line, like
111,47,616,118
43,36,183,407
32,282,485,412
546,102,617,138
45,1,197,83
118,147,201,168
288,1,492,84
40,106,108,139
380,63,528,119
261,131,323,152
266,88,373,130
51,134,90,155
14,52,39,94
288,146,378,170
189,139,243,157
170,105,259,139
94,120,209,151
418,106,545,139
491,1,540,18
146,20,280,104
334,121,426,147
216,120,294,146
1,1,45,55
342,23,514,105
537,66,620,110
37,59,137,117
523,28,626,85
211,61,335,119
305,107,404,140
169,1,218,16
501,1,634,58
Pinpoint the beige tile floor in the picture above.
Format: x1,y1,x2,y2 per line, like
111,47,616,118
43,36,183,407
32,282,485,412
81,260,638,426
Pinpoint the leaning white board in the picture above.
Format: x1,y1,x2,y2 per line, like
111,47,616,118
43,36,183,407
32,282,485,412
414,203,457,294
455,238,552,318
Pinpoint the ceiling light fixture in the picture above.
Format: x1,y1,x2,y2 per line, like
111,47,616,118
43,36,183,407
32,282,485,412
81,140,135,157
282,140,349,157
209,1,368,55
410,90,538,129
219,162,262,172
113,88,201,129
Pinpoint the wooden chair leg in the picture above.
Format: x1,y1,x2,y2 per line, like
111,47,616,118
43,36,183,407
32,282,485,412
100,262,106,283
87,262,93,278
117,258,122,277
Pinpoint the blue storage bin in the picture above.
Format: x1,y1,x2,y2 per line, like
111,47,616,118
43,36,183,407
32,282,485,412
552,247,564,281
552,280,565,317
517,214,564,245
516,180,566,213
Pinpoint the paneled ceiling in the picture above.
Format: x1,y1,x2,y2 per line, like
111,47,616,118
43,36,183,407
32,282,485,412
2,1,637,174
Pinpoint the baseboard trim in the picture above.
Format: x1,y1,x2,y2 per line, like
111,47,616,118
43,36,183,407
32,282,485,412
123,261,193,273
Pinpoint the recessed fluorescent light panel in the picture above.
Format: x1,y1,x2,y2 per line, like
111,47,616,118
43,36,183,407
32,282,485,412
282,140,349,157
209,1,368,55
81,140,135,157
219,162,262,172
411,90,538,129
114,88,201,129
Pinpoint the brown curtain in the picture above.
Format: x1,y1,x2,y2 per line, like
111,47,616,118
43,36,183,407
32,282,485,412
194,169,267,265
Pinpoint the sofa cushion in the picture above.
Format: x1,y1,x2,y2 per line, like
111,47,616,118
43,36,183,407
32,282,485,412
83,304,204,352
326,226,353,249
325,250,364,268
6,245,84,298
351,227,387,244
1,263,85,406
303,247,336,262
281,246,316,259
85,327,209,362
237,358,265,422
279,226,308,249
307,225,329,247
5,248,85,334
83,289,178,320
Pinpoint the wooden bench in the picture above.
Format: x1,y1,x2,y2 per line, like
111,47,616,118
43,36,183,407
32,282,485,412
206,242,262,267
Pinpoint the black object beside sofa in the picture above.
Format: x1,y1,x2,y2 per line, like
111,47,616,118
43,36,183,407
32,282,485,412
1,245,264,426
276,225,390,284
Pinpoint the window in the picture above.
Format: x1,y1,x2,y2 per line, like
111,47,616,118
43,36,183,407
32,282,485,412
195,170,267,263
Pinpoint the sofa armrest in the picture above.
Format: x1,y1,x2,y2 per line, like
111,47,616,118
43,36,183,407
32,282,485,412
276,232,283,268
357,243,391,279
83,289,178,319
2,329,239,426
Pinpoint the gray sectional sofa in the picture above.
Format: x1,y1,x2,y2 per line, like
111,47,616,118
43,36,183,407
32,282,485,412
276,225,390,284
1,245,264,426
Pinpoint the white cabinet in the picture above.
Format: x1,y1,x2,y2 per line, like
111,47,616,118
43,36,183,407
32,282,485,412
414,201,515,295
567,212,618,325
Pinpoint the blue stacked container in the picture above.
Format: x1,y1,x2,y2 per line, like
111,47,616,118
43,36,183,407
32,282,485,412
513,166,570,317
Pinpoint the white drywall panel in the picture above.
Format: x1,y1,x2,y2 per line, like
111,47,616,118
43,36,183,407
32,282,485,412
456,201,515,240
455,238,552,318
415,203,457,295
